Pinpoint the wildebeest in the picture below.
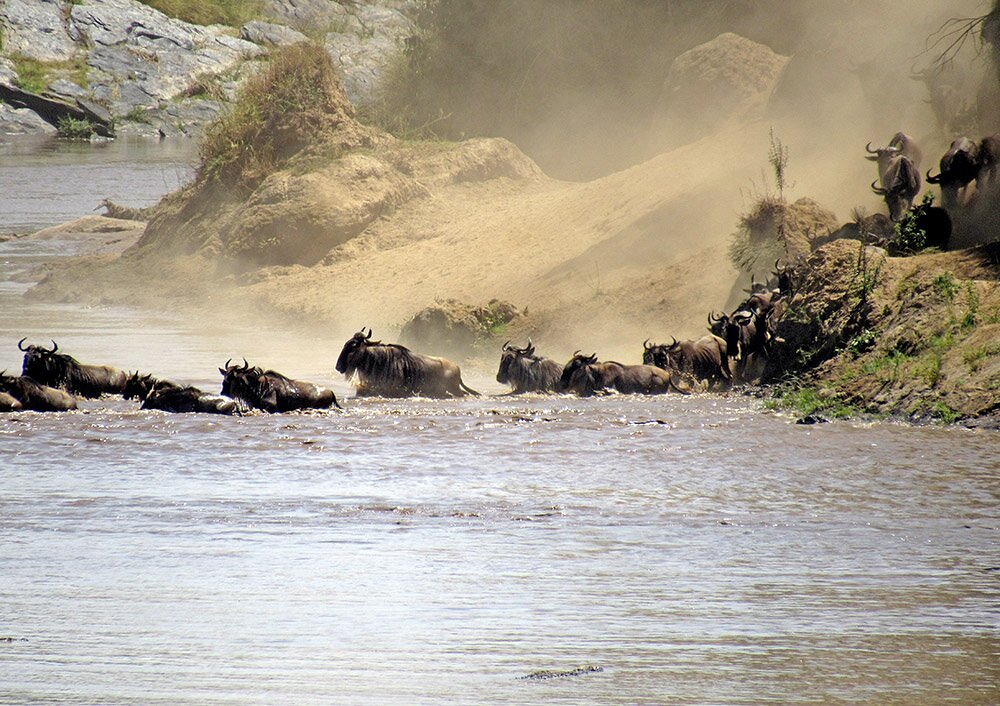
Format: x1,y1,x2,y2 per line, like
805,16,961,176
887,131,923,170
558,352,682,396
977,133,1000,191
0,391,23,412
19,338,127,398
865,141,922,221
124,371,237,415
335,328,479,398
220,360,341,412
0,371,78,411
496,339,562,394
709,308,771,382
642,336,730,389
926,137,980,208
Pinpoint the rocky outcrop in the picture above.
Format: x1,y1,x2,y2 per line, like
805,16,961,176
652,33,789,149
0,0,80,62
0,0,418,139
400,299,524,359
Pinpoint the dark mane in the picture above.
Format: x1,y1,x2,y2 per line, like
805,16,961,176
353,343,430,390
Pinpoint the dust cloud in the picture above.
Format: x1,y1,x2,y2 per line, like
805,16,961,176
36,0,1000,372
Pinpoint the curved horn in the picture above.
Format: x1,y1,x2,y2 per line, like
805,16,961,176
17,337,27,351
49,339,58,353
643,338,653,350
242,357,249,371
669,336,678,348
865,141,879,153
225,358,232,369
364,327,373,340
925,169,941,184
870,179,887,195
526,337,533,349
502,340,511,351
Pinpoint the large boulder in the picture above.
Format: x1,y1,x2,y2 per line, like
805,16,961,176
0,0,81,62
652,33,788,149
400,299,524,360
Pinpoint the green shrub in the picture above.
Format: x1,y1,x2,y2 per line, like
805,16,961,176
56,114,95,139
892,192,934,254
932,271,958,301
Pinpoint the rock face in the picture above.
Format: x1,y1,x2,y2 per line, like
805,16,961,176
0,0,80,62
652,32,788,149
240,21,308,47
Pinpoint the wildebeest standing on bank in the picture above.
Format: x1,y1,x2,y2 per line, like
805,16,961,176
0,371,78,411
559,352,683,396
865,141,922,221
336,328,479,398
926,137,980,208
642,336,730,389
219,360,341,412
496,339,562,394
19,338,127,398
124,372,237,415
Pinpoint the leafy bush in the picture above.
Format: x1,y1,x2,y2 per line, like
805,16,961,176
56,114,95,139
892,192,934,253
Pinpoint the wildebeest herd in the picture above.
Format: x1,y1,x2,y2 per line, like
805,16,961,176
1,261,797,413
866,130,999,223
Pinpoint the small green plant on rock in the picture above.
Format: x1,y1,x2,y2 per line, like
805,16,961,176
56,114,95,139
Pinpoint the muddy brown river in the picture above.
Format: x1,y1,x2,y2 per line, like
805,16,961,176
1,139,998,704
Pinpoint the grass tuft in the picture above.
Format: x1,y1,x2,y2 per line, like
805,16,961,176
136,0,262,28
197,42,349,189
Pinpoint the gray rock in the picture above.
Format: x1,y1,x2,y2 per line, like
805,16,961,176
73,0,264,115
240,20,308,47
262,0,347,29
0,102,58,135
0,58,18,89
0,0,80,62
324,2,416,105
115,119,163,139
43,79,88,102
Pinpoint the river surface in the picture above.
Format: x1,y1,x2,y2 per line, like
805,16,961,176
0,140,998,704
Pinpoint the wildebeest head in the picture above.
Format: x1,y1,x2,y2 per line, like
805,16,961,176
707,311,729,339
496,339,535,384
771,259,796,296
19,337,63,382
642,338,681,370
123,371,155,400
336,327,378,378
559,351,598,391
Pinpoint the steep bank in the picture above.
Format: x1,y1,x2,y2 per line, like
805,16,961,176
766,240,1000,425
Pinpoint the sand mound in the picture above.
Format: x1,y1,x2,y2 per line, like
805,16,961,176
400,299,524,360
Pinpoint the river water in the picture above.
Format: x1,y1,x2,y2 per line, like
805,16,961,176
1,139,998,704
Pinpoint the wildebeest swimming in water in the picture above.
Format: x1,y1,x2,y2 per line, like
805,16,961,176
336,328,479,398
642,335,730,389
0,390,23,412
19,338,127,398
558,352,686,396
0,371,78,411
219,360,341,413
124,371,237,415
496,339,562,394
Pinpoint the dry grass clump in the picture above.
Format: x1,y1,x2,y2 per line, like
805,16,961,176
197,42,355,189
